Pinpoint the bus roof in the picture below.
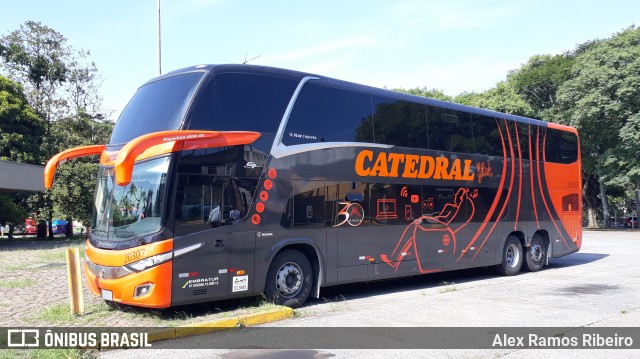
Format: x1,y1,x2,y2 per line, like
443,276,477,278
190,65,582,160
144,64,572,132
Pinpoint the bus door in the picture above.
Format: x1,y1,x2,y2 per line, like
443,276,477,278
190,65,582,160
171,175,255,304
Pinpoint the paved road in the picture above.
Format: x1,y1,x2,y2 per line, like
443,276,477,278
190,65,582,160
102,230,640,359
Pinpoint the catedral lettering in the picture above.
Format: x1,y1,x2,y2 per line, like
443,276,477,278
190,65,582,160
355,150,475,181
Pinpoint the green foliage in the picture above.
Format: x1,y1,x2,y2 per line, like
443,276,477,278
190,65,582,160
0,76,45,163
454,81,535,118
50,161,99,225
1,21,111,229
0,21,69,109
602,113,640,188
393,87,453,102
507,54,575,116
0,194,27,235
556,26,640,181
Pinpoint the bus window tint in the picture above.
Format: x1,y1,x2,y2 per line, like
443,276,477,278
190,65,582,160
517,123,531,159
471,115,504,157
174,174,258,236
284,83,374,145
189,72,298,134
110,72,205,144
291,184,326,228
426,108,474,153
545,128,578,164
371,96,428,148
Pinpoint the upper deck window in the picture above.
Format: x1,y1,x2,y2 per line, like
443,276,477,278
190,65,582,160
283,83,374,145
545,128,579,164
110,72,205,145
188,72,298,134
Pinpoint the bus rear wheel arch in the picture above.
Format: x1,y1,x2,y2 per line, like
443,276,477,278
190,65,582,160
265,249,313,308
496,234,523,276
523,233,546,272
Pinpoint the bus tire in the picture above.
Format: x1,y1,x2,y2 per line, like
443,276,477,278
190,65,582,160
496,235,523,276
265,249,313,308
523,234,545,272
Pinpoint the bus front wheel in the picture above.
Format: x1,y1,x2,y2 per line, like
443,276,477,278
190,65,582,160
265,249,313,308
523,234,546,272
497,235,523,276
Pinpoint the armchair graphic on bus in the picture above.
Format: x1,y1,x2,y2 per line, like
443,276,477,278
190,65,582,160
380,187,476,273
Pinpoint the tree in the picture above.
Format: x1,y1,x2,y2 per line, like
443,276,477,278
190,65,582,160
0,76,45,163
0,194,27,239
1,21,109,237
507,54,575,118
454,81,535,118
50,112,113,231
555,26,640,228
393,87,453,102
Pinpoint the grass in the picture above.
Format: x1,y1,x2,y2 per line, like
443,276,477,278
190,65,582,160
322,294,350,311
0,278,37,288
0,348,97,359
35,250,67,263
3,245,291,329
439,281,459,293
35,304,78,325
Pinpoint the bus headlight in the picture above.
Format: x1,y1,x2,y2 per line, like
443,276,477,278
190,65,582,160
125,252,173,272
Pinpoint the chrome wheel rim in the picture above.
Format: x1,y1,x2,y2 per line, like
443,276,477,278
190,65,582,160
506,243,520,268
275,262,303,298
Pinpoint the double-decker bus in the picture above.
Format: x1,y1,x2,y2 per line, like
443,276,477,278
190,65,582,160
45,65,582,308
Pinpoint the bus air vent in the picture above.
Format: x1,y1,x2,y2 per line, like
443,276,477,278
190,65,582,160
193,289,207,296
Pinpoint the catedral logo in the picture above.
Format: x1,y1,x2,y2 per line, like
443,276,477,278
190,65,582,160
355,150,476,181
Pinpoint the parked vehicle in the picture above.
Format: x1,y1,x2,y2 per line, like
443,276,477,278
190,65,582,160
25,218,37,234
625,216,639,228
52,219,67,234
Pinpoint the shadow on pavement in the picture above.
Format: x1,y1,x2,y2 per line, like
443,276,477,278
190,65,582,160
547,252,609,269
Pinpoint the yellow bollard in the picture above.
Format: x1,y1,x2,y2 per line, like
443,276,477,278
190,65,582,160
66,247,84,314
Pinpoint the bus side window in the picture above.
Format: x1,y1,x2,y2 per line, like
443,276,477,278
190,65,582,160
371,96,428,149
175,174,216,236
471,115,503,157
545,128,578,164
284,83,374,145
293,185,326,228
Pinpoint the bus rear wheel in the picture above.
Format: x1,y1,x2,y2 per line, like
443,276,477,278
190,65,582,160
496,235,523,276
523,234,546,272
265,249,313,308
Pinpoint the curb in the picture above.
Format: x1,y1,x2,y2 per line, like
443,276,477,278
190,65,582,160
147,306,294,343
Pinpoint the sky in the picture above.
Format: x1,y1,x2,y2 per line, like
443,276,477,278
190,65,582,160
1,0,639,121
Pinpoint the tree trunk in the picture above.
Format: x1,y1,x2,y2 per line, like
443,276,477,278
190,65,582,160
635,186,639,230
65,217,73,238
599,181,610,228
587,207,598,229
48,214,54,240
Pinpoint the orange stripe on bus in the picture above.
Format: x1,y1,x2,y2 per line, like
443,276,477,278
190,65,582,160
113,130,261,186
86,239,174,267
44,144,106,189
457,119,508,263
473,119,516,261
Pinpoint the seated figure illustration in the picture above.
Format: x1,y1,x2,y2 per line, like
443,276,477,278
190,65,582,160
380,187,476,272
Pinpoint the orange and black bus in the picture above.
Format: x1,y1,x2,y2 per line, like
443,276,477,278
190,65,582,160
45,64,582,308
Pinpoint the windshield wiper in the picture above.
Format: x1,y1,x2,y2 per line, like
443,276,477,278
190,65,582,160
114,229,146,244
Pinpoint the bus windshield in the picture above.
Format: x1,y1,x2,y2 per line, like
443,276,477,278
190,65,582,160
92,156,169,241
109,71,206,145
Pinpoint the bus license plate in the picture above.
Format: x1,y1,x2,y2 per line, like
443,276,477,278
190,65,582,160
101,289,113,301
